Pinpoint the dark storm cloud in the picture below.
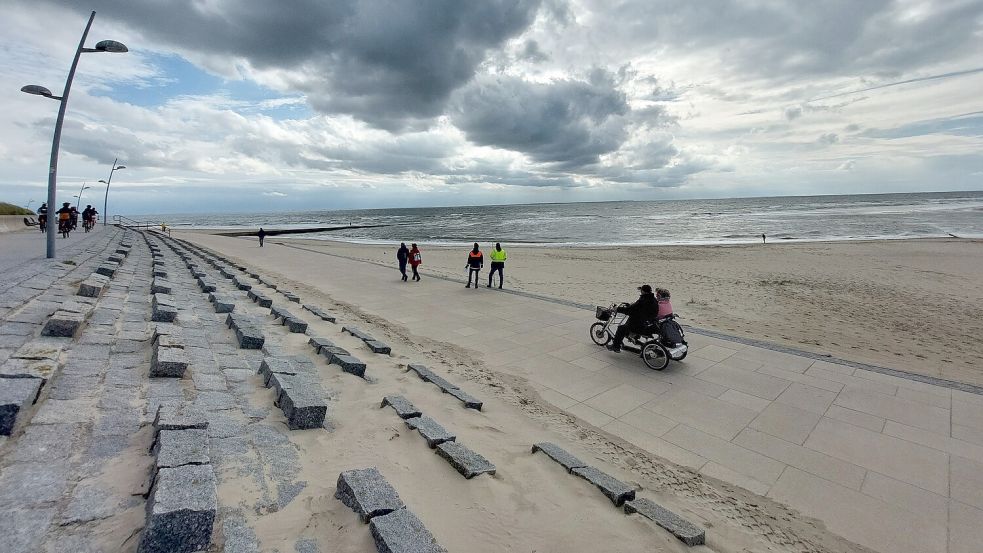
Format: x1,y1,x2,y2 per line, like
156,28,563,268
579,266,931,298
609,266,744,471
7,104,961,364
43,0,542,130
590,0,983,79
450,72,630,168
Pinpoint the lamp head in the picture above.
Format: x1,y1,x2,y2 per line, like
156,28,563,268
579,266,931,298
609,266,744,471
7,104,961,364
116,165,126,170
21,85,54,98
94,40,128,53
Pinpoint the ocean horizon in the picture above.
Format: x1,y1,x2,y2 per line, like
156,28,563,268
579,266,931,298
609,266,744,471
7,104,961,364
150,190,983,247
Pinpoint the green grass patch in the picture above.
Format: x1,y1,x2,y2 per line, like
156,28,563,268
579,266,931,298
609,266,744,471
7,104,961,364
0,202,35,215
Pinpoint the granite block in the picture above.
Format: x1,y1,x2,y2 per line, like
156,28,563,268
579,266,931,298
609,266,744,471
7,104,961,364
334,467,405,523
137,465,217,553
531,442,588,473
444,387,483,411
151,346,189,378
0,377,42,435
366,340,391,354
307,336,335,354
624,498,706,546
331,354,366,378
369,508,445,553
404,415,455,448
41,311,84,337
153,428,210,470
571,466,635,506
435,441,496,479
381,395,421,419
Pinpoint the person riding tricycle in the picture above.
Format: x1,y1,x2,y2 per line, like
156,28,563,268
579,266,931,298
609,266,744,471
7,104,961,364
590,285,687,370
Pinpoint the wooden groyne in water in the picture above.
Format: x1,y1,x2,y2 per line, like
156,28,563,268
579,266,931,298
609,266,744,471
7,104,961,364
210,224,389,237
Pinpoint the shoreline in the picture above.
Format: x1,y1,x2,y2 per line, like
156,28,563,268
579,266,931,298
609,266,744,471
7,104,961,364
177,227,982,249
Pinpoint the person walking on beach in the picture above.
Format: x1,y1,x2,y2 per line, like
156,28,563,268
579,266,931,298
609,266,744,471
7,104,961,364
258,227,266,247
761,233,766,244
465,243,483,288
396,242,409,282
409,243,422,281
487,242,507,288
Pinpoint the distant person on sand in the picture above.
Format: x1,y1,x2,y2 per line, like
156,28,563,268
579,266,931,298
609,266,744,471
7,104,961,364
396,242,409,282
465,243,483,288
488,242,507,288
258,227,266,247
409,243,422,281
761,233,766,244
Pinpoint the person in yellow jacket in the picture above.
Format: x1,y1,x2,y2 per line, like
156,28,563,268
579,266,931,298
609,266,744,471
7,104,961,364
487,242,507,288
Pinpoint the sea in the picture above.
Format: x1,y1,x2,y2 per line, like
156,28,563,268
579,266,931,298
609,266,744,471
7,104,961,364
157,191,983,247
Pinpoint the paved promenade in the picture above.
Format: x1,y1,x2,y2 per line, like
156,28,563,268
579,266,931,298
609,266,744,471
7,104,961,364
181,233,983,553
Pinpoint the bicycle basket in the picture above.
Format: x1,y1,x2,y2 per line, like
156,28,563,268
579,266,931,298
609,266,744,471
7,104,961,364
595,306,612,321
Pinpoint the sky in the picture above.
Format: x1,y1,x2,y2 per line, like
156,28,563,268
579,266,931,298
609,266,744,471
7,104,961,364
0,0,981,215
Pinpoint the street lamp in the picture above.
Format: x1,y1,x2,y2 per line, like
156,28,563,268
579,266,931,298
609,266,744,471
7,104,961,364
21,10,127,258
75,183,91,206
100,159,125,225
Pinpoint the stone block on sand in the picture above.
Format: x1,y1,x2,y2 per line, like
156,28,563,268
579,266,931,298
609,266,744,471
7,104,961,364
279,386,326,430
624,498,706,546
78,274,110,297
407,363,434,380
153,428,210,471
319,346,350,364
369,508,445,553
284,317,308,334
531,442,588,473
366,340,391,355
151,346,189,378
235,326,264,349
41,311,84,338
381,395,421,419
335,467,405,523
150,279,171,295
0,377,42,435
152,305,178,323
137,465,216,553
404,415,455,448
330,354,366,378
444,387,483,411
307,336,335,354
571,466,635,506
435,441,496,479
95,264,116,278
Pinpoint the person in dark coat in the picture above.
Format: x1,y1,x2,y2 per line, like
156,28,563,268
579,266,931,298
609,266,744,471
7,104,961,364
396,242,409,282
258,227,266,247
607,284,660,352
465,242,483,288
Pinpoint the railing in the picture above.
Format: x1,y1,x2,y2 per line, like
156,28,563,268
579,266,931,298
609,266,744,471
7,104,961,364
114,215,170,235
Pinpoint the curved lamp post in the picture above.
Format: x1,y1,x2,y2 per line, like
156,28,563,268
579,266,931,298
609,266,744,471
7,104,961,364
75,183,90,206
21,10,127,258
99,159,125,226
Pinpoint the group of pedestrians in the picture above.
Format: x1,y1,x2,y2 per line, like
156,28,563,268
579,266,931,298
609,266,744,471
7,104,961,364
395,241,508,288
396,243,423,282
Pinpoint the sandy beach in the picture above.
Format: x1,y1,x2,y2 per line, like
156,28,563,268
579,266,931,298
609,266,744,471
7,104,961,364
255,237,983,386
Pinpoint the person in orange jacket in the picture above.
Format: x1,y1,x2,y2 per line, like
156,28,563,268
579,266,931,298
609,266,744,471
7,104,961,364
465,243,483,288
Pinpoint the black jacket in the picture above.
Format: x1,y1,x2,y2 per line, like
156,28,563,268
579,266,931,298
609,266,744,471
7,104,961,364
619,292,658,323
397,246,409,263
